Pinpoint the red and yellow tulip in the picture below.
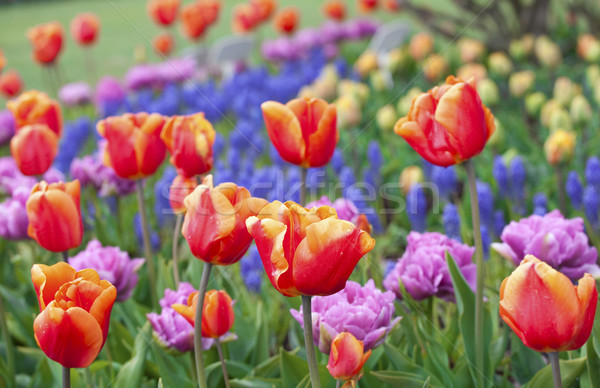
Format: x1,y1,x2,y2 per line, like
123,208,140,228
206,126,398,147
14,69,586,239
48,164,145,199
8,90,63,137
327,332,371,387
172,289,234,338
499,255,597,352
32,262,116,368
273,7,299,35
246,201,375,297
0,69,23,98
10,124,58,176
148,0,180,26
181,2,209,41
27,22,64,64
71,13,100,46
323,0,346,21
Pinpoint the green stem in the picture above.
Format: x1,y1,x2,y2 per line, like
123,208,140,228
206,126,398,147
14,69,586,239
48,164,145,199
300,167,307,205
136,179,158,309
465,160,485,388
215,339,231,388
62,366,71,388
549,352,562,388
336,380,341,388
62,251,69,262
302,295,321,388
189,351,197,383
555,166,567,215
194,262,213,388
0,289,15,387
172,214,184,288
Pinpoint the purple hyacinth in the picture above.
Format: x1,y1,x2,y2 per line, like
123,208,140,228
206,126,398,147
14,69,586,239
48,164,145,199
0,186,29,240
532,192,548,215
147,282,213,353
492,210,600,280
480,225,491,259
476,181,494,228
586,156,600,190
69,240,145,301
58,82,93,107
367,141,383,171
509,156,526,215
70,153,136,197
406,184,427,232
566,171,584,210
0,110,15,145
583,186,599,229
383,231,476,302
442,203,461,241
493,210,506,238
431,165,458,200
290,280,401,354
330,149,345,176
493,156,508,198
134,213,161,252
240,245,263,293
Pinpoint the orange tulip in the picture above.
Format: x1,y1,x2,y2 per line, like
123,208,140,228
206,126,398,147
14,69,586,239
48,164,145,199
148,0,180,26
182,176,268,265
10,124,58,176
327,332,371,386
323,0,346,21
358,0,378,13
262,97,338,168
354,214,372,235
500,255,597,352
161,113,215,178
394,76,495,167
0,69,23,98
383,0,401,12
181,2,209,41
153,32,175,57
199,0,221,26
273,7,299,35
0,49,5,73
251,0,277,23
71,12,100,46
169,174,197,213
97,112,167,179
172,289,234,338
32,262,116,368
232,3,260,34
27,21,64,64
26,180,83,252
246,201,375,297
7,90,63,136
408,33,434,61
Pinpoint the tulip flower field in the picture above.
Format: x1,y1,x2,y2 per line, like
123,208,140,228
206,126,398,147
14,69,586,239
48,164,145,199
3,0,600,387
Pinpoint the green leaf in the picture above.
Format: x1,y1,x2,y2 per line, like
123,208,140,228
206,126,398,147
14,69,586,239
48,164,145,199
510,333,545,384
253,354,281,378
230,377,282,388
382,343,442,386
113,322,152,388
370,371,429,387
206,359,253,387
586,338,600,388
525,357,586,388
280,349,308,388
151,343,194,388
446,252,493,388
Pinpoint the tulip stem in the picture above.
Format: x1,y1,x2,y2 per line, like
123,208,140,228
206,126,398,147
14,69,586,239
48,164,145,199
549,352,562,388
172,213,183,288
136,179,158,309
0,290,15,387
194,262,213,388
336,380,341,388
215,339,231,388
554,166,567,215
465,160,485,388
62,366,71,388
300,167,307,206
302,295,321,388
62,251,69,262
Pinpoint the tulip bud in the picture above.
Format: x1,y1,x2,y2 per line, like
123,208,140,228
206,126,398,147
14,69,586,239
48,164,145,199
152,32,175,57
338,80,370,104
477,78,499,107
387,48,409,74
544,130,576,166
172,289,235,338
540,99,561,126
327,332,371,385
71,12,100,46
369,70,387,92
456,63,487,83
524,92,547,118
148,0,180,27
509,71,535,98
553,77,580,107
509,34,534,60
488,52,513,77
396,87,422,116
458,38,485,63
548,109,572,132
535,35,562,68
586,65,600,86
0,69,23,98
409,33,434,61
578,34,600,62
273,7,299,35
486,117,505,148
500,255,597,352
570,94,592,127
399,166,424,195
335,95,362,130
423,54,448,82
10,124,58,176
354,50,378,79
376,105,396,132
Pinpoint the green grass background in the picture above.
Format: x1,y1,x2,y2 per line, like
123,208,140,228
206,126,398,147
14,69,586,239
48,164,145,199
0,0,406,93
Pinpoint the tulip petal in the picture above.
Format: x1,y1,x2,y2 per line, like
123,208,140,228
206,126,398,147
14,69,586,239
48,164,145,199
306,103,338,167
262,101,305,165
34,303,103,368
31,263,76,311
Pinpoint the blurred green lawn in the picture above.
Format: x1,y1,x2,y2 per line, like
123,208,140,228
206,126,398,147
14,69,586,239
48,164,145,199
0,0,405,93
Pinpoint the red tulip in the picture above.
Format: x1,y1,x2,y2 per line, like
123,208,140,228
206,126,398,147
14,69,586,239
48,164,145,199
148,0,180,26
199,0,221,26
0,69,23,98
358,0,378,13
71,12,100,46
262,97,338,168
394,76,495,167
182,176,268,265
246,201,375,297
32,262,116,368
27,21,64,64
232,3,260,34
323,0,346,21
0,50,5,73
10,124,58,176
26,180,83,253
161,112,215,178
383,0,401,11
7,90,63,136
500,255,597,352
153,32,175,57
181,2,209,41
96,112,167,179
273,7,299,35
250,0,277,23
327,332,371,385
172,289,234,338
169,174,197,213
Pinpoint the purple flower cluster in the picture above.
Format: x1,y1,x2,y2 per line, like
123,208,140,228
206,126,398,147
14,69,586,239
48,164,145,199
306,195,359,222
0,110,15,146
0,186,29,240
492,210,599,280
69,240,145,301
125,58,196,91
58,82,93,107
70,152,136,197
384,231,476,302
290,280,400,354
